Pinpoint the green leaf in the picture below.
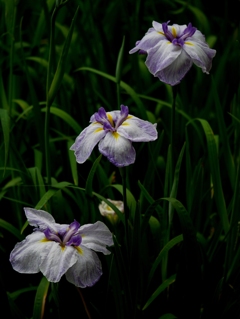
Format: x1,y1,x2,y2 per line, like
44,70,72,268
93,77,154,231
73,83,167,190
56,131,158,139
159,314,178,319
148,234,183,286
33,277,50,319
211,77,235,188
21,182,73,233
68,140,78,185
0,108,10,172
85,154,102,197
111,184,137,219
41,106,81,134
142,274,176,310
195,118,230,234
8,286,38,301
115,36,125,84
75,67,147,119
0,218,23,240
48,6,79,106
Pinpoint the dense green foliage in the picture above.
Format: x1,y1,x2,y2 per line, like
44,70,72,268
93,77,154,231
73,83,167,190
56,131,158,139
1,0,240,318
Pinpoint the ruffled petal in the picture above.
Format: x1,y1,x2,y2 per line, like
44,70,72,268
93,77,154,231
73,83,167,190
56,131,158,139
190,29,206,43
183,40,216,73
145,40,182,75
129,28,165,54
117,116,157,142
65,246,102,288
98,132,136,167
10,231,47,273
155,49,193,86
24,207,56,231
39,243,79,282
79,221,113,255
70,123,107,164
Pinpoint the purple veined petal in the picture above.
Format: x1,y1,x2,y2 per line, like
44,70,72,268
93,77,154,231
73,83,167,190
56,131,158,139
90,107,111,128
145,40,182,75
39,243,79,283
129,29,165,54
117,116,157,142
155,49,193,86
62,220,80,244
98,132,136,167
24,207,57,232
10,231,48,273
183,40,216,73
66,234,82,246
79,221,113,255
44,228,61,243
65,246,102,288
70,122,107,164
114,104,129,129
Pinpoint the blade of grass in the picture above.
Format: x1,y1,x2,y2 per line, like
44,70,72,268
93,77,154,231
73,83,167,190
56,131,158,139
142,274,176,311
195,118,230,234
0,109,10,174
85,154,102,197
211,76,235,188
33,277,50,319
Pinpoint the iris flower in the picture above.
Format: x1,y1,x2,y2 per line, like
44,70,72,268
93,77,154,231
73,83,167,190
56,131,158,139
99,199,124,224
129,21,216,86
70,105,157,167
10,208,113,288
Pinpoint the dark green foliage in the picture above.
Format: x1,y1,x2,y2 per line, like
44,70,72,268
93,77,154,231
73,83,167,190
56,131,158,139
0,0,240,318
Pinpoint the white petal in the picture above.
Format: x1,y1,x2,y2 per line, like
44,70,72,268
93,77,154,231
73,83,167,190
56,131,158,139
117,116,157,142
98,132,136,167
65,246,102,288
10,231,47,273
39,243,79,283
70,122,106,164
79,221,113,255
24,207,57,231
145,40,182,75
155,49,193,86
183,40,216,73
129,30,165,54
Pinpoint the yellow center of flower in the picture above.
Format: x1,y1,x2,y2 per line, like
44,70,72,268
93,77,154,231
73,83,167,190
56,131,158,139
172,27,177,38
107,113,114,127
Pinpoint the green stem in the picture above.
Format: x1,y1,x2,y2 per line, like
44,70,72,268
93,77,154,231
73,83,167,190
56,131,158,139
170,85,178,186
8,5,17,116
45,6,57,186
119,167,129,247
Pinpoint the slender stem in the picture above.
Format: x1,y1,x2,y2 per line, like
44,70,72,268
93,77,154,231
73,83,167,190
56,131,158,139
45,6,57,186
8,5,17,116
76,288,92,319
170,85,178,185
119,167,129,247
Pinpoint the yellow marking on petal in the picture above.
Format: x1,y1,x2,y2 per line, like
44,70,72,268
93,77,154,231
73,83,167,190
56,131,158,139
112,132,119,139
94,127,103,133
75,246,83,255
185,41,194,46
172,27,177,38
122,122,129,126
60,245,66,251
127,115,132,119
40,238,49,243
158,31,164,35
107,113,114,127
